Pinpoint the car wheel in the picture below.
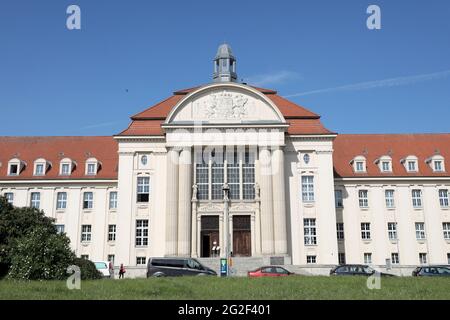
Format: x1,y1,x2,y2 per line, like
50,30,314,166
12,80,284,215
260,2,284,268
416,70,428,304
153,272,166,277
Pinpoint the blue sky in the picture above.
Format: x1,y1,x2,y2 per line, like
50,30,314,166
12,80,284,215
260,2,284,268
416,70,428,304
0,0,449,136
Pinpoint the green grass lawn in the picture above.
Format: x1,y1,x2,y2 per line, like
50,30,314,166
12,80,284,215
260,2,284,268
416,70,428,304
1,276,449,300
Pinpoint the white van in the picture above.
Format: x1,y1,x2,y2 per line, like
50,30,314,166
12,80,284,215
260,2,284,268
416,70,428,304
94,261,112,278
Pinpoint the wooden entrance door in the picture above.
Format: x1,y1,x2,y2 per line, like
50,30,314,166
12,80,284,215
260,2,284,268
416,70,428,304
232,215,251,257
200,216,219,257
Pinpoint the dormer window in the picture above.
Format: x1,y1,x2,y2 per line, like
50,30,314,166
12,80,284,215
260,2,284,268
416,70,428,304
426,155,445,173
435,161,443,172
9,164,19,176
402,156,419,173
375,156,392,173
34,158,50,176
61,163,71,175
8,158,24,176
35,164,44,175
351,156,367,173
382,161,390,172
356,162,364,172
85,158,99,176
408,161,416,172
60,158,74,176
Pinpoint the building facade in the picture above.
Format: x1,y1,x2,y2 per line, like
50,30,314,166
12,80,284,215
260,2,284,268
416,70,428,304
1,44,449,275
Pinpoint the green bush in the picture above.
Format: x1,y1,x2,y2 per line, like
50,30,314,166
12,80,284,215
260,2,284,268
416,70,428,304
72,258,103,280
8,226,75,280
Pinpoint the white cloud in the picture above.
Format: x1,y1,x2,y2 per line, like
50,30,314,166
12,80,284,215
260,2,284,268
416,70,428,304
284,69,450,98
246,70,301,87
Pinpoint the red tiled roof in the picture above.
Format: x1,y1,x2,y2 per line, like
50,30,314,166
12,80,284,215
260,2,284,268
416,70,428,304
333,134,450,178
0,137,118,180
121,84,329,136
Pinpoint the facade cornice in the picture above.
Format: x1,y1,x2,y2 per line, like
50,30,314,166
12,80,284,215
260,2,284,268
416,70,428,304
0,179,117,184
334,176,450,182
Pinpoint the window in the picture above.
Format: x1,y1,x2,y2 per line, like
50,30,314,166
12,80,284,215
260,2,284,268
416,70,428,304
196,158,209,200
448,253,450,265
81,255,89,260
301,176,314,202
35,163,45,176
227,152,240,200
388,222,397,241
136,257,147,265
391,253,400,265
434,160,443,172
211,162,224,200
359,190,369,208
61,163,71,175
361,223,371,240
56,192,67,210
419,253,427,265
335,190,343,208
385,190,395,208
382,161,391,172
356,161,364,172
364,253,372,264
81,225,91,242
408,161,417,172
83,192,93,209
8,163,19,175
242,151,255,200
109,191,118,209
415,223,426,240
87,163,97,175
412,189,422,208
30,192,40,209
443,223,450,240
439,189,449,208
135,219,149,247
137,177,150,203
306,256,316,264
304,218,317,245
336,223,344,240
56,225,65,234
108,225,116,242
4,193,14,205
338,253,346,265
108,255,115,264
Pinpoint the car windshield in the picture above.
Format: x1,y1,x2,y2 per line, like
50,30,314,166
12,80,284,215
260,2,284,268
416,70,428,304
95,262,107,269
187,259,202,270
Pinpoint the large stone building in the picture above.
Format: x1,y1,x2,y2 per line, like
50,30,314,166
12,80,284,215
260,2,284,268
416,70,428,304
1,44,449,276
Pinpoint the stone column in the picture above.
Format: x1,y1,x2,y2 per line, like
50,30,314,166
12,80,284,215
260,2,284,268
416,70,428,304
178,148,192,256
259,147,275,254
191,198,198,257
165,148,179,256
272,147,288,254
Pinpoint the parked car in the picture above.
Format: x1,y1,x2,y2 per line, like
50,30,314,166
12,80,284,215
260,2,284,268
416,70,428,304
330,264,395,277
94,261,111,278
146,257,217,277
248,266,294,277
412,265,450,276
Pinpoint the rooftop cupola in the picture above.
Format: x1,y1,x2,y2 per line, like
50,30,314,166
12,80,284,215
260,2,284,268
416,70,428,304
213,43,237,82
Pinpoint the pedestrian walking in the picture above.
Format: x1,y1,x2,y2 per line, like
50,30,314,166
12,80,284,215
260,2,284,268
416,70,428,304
119,263,126,279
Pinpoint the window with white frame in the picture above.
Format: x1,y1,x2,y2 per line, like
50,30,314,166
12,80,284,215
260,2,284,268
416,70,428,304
361,223,371,240
135,219,148,247
211,161,224,200
56,192,67,210
87,163,97,175
356,161,365,172
4,193,14,205
109,191,118,209
415,223,426,240
381,161,391,172
81,225,91,242
8,160,21,176
336,223,344,240
391,253,400,265
61,162,71,176
242,151,255,200
385,189,395,208
304,218,317,245
301,176,314,202
338,253,346,265
439,189,449,208
443,223,450,240
335,190,343,208
434,160,444,172
34,163,45,176
388,222,397,241
419,253,427,265
359,190,369,208
30,192,40,209
108,225,116,242
364,253,372,264
137,176,150,203
306,256,316,264
136,257,147,265
408,161,417,172
195,156,209,200
227,151,240,200
412,189,422,208
56,225,65,234
83,192,93,209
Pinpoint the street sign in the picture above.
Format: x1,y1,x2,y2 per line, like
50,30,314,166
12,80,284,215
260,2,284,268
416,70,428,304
220,258,228,277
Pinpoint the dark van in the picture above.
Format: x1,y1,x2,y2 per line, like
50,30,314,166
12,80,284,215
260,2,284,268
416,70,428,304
146,257,217,277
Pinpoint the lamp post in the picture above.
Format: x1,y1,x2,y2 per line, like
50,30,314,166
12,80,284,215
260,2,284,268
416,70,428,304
222,182,230,276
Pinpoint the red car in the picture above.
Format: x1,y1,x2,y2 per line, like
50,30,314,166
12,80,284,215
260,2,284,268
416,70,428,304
247,266,294,277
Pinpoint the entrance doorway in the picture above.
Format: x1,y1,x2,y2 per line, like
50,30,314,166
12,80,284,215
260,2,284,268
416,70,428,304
233,215,251,257
200,216,219,257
